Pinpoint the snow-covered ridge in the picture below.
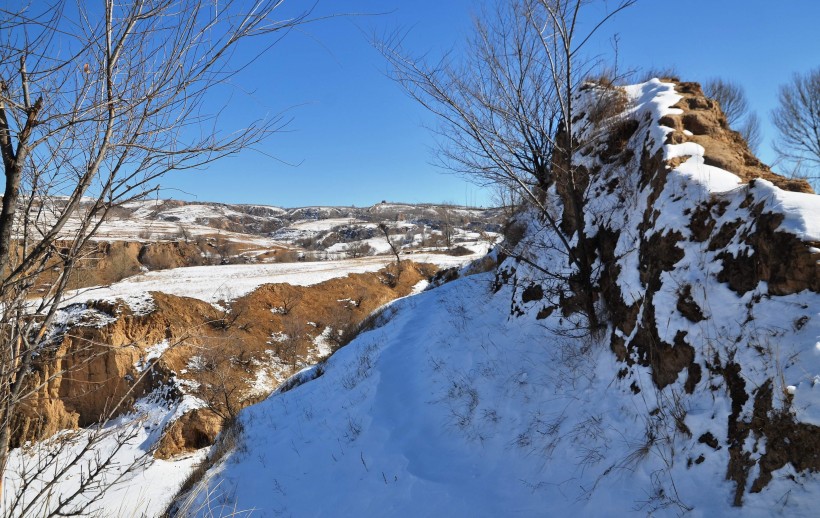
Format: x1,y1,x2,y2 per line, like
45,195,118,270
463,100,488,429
98,199,503,242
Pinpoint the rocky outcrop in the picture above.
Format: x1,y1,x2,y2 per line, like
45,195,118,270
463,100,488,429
501,78,819,505
665,82,813,194
12,294,221,447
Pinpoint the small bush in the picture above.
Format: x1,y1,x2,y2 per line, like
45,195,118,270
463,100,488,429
447,245,473,256
347,241,374,259
277,364,325,395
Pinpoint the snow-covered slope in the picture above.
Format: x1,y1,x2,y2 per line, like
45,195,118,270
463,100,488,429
181,80,820,516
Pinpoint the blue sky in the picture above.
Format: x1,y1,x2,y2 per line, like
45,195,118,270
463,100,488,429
160,0,820,208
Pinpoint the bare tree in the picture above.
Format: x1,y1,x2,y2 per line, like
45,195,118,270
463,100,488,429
347,241,374,259
0,0,314,511
703,79,749,125
772,67,820,188
436,204,455,250
380,0,635,330
491,180,524,222
739,111,762,154
272,286,303,316
190,344,244,422
279,315,304,370
703,78,762,152
378,223,402,267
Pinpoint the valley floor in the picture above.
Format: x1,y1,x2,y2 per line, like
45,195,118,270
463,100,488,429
62,252,486,308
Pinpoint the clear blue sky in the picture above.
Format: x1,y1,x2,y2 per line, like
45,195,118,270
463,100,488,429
160,0,820,208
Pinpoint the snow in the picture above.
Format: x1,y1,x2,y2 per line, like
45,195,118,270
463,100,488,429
152,204,252,224
188,269,819,517
136,339,171,372
61,253,484,309
750,179,820,240
326,237,393,255
674,155,742,193
4,391,208,518
288,218,370,232
792,376,820,426
623,79,682,153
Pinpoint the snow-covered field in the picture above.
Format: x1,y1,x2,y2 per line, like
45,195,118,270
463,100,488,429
62,251,488,309
287,218,370,232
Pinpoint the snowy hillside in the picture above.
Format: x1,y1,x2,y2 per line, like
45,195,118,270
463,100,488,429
179,79,820,516
89,199,502,250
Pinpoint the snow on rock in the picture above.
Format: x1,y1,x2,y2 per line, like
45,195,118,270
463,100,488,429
750,179,820,240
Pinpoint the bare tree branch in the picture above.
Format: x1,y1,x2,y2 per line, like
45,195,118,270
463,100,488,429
0,0,317,513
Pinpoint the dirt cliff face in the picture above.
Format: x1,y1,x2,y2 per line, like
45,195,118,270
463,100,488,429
155,408,223,460
500,79,819,505
14,261,438,458
12,294,221,447
665,82,812,194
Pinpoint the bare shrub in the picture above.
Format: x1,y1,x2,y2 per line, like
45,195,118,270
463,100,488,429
347,241,374,259
271,287,303,316
278,315,304,369
274,250,302,263
188,345,246,421
640,66,681,82
322,303,357,352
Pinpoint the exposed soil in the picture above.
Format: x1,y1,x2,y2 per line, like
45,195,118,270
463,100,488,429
15,260,438,459
155,408,224,460
668,82,813,194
